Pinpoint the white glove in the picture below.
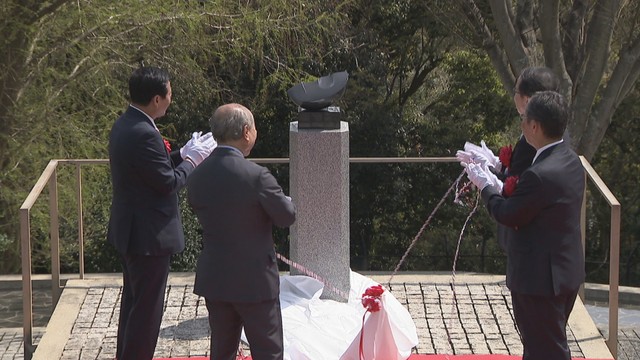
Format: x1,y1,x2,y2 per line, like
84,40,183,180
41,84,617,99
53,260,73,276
181,131,217,160
479,140,501,171
180,131,203,159
198,132,217,153
183,142,213,166
467,149,494,169
456,150,474,165
463,141,482,153
485,165,503,193
465,163,493,190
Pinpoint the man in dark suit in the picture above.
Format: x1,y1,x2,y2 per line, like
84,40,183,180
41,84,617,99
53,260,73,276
108,66,215,360
464,91,585,360
457,67,560,250
187,103,296,360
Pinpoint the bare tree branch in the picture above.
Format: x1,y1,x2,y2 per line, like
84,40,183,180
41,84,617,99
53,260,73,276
571,0,622,147
579,36,640,159
618,58,640,105
615,35,640,105
488,0,530,74
30,0,72,24
514,0,537,53
459,0,516,93
561,0,588,81
452,0,639,159
539,0,573,100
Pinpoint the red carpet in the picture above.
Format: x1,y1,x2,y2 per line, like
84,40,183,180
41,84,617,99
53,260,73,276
155,355,611,360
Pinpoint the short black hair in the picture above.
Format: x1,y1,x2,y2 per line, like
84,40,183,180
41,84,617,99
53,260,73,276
128,67,170,105
525,91,568,139
517,67,559,97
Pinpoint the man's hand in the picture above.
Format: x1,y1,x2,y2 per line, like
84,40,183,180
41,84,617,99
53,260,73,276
463,141,482,153
182,138,214,166
464,163,494,191
180,132,203,159
198,132,217,153
468,150,494,169
456,150,474,164
181,131,217,160
183,144,211,167
461,141,502,171
485,167,504,193
479,140,501,171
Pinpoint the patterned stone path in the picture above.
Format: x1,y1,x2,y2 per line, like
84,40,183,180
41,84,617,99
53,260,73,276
2,273,634,359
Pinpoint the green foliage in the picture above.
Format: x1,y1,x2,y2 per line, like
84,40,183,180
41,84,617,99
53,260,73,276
2,0,637,289
171,194,203,272
344,46,512,273
426,51,516,150
0,0,350,273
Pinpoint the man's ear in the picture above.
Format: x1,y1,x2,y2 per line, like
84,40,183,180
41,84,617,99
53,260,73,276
531,120,541,135
243,124,250,140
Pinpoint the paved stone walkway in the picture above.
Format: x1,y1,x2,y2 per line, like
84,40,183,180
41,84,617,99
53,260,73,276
0,330,42,360
26,274,613,359
2,273,636,359
0,289,51,329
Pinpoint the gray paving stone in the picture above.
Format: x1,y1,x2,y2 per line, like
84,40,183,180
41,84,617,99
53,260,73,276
3,275,638,359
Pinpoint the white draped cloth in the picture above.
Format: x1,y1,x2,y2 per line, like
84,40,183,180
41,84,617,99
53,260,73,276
243,271,419,360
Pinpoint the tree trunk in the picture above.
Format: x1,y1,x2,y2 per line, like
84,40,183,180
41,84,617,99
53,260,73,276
451,0,639,161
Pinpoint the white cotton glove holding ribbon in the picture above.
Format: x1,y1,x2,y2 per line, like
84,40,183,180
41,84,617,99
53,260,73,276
456,140,485,165
479,140,502,171
461,141,502,172
463,141,483,153
467,149,494,170
456,150,474,164
464,162,503,192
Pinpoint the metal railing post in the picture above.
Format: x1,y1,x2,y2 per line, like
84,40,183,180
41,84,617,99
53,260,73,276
20,208,34,360
21,159,59,360
49,167,62,307
579,174,587,300
75,164,85,279
580,156,620,359
18,157,621,359
607,204,621,359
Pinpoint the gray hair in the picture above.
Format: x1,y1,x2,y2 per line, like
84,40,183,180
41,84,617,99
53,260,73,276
209,104,254,142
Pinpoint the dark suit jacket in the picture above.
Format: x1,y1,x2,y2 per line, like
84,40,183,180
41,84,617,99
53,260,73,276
107,106,193,255
187,147,296,303
481,142,585,296
495,135,536,250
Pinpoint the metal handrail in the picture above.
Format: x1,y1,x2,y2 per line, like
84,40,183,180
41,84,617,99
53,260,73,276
580,156,621,359
20,156,620,359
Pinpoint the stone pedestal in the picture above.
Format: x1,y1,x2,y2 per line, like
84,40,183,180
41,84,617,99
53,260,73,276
289,120,350,301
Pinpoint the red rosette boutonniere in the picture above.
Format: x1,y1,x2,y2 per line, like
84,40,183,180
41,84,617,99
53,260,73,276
163,138,172,153
499,144,513,169
361,284,384,313
502,176,519,197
